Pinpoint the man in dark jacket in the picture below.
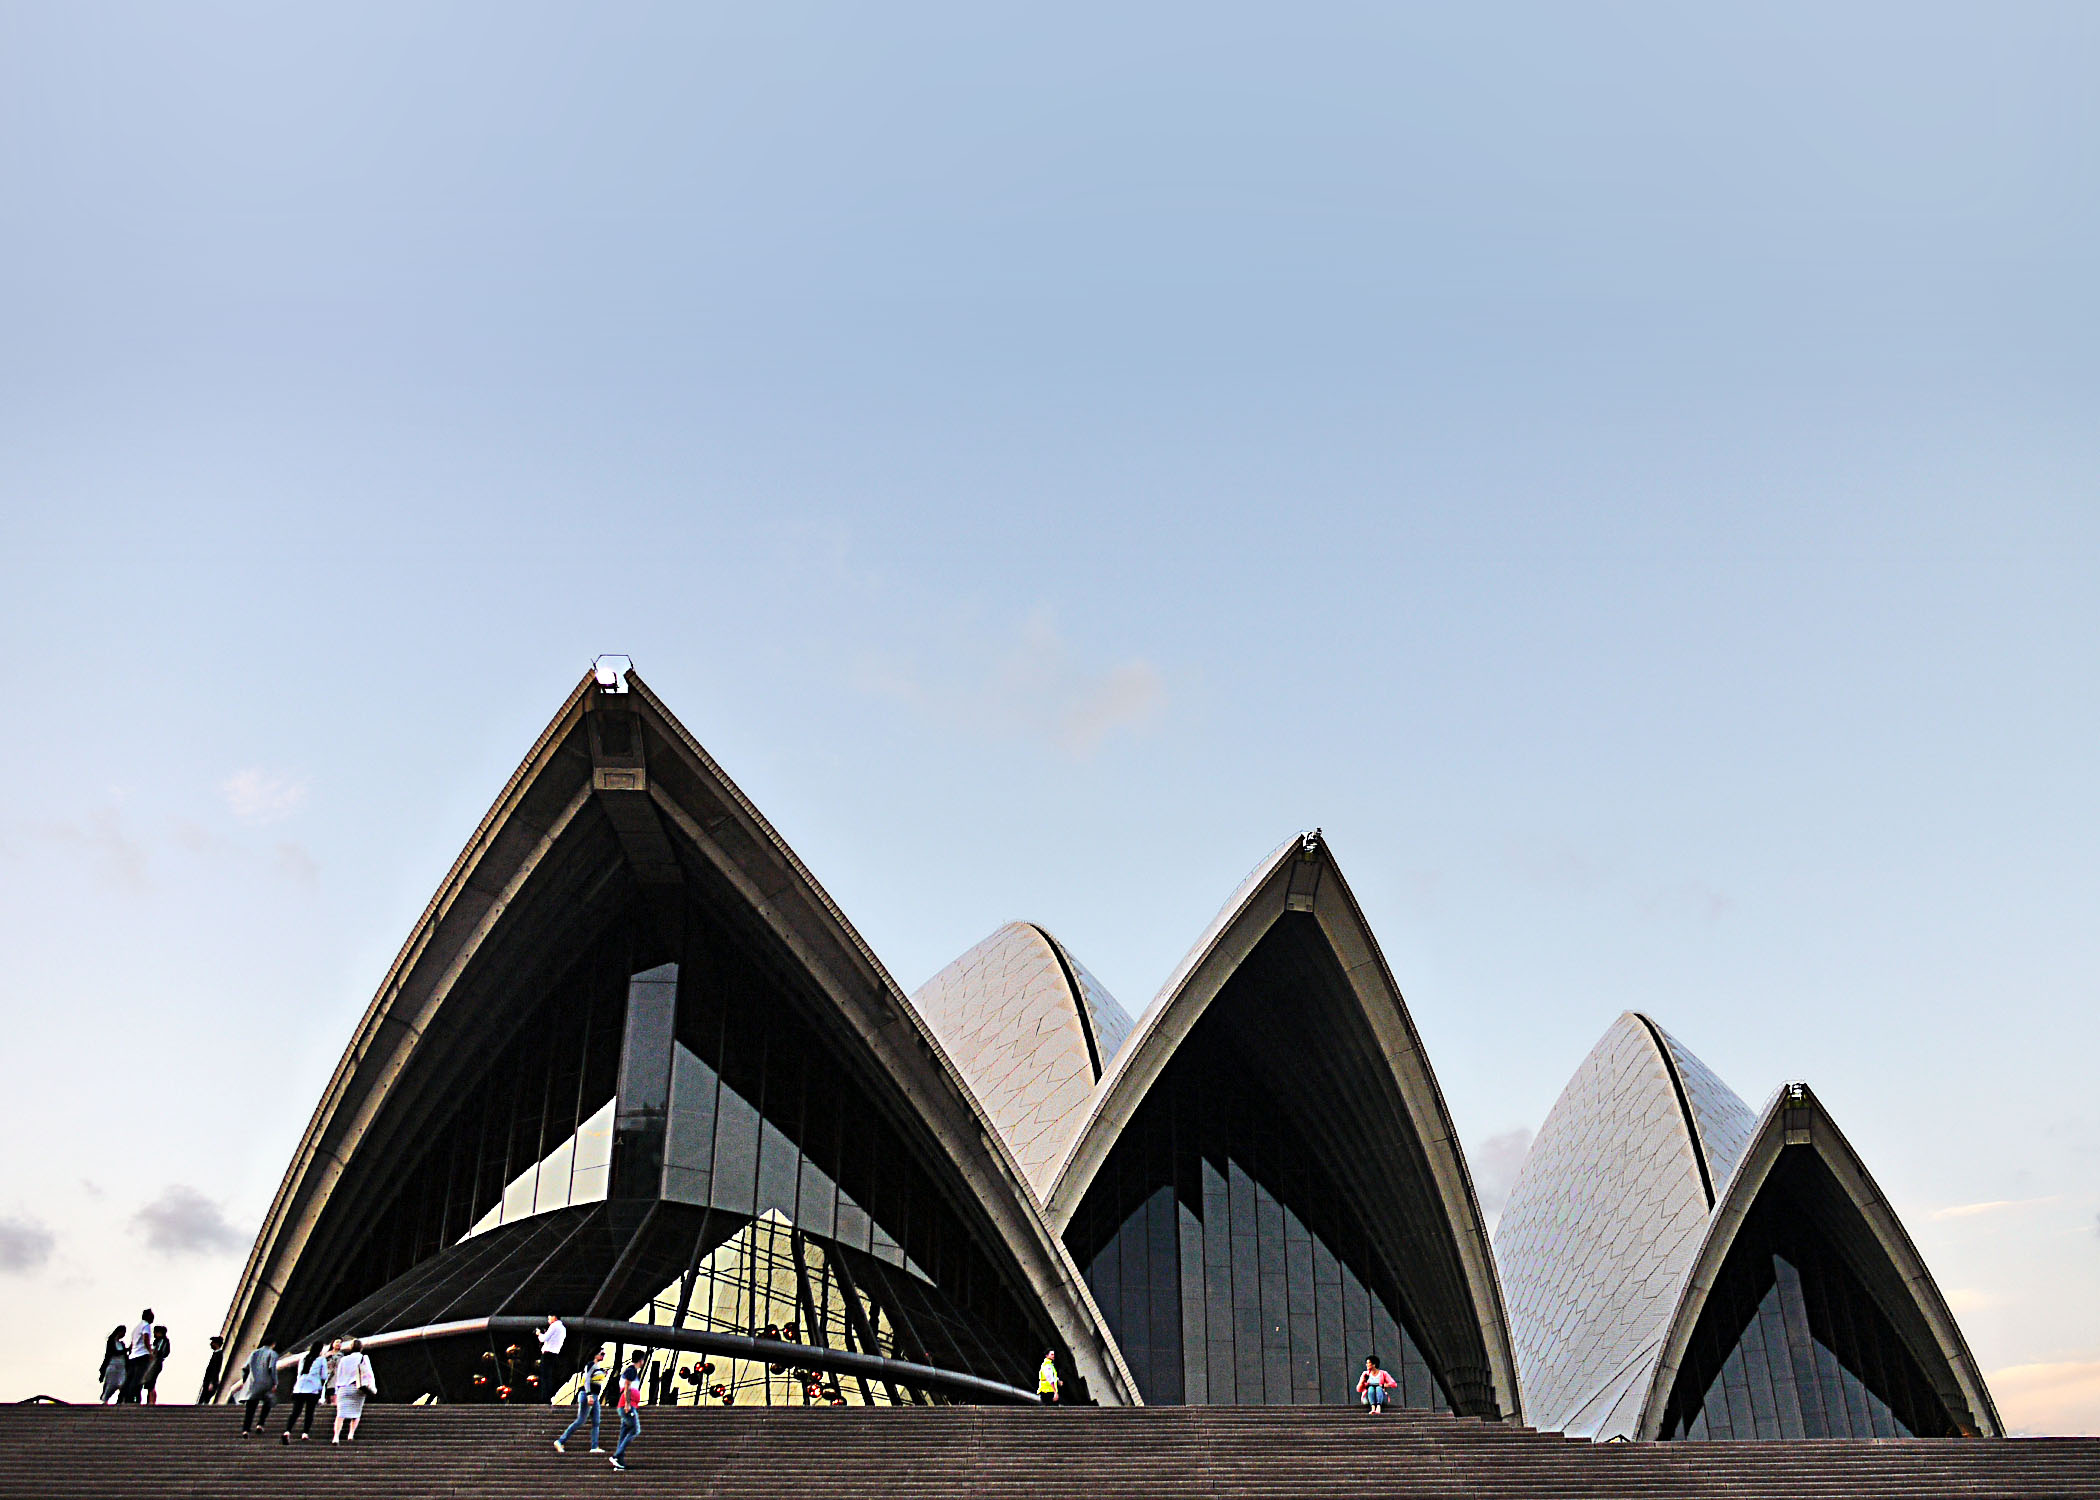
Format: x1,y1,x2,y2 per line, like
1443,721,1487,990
197,1336,227,1405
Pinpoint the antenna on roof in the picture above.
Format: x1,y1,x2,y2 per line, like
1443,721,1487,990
592,655,634,694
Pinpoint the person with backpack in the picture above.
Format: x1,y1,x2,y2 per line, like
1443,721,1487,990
1356,1354,1397,1415
332,1338,376,1443
237,1340,281,1435
554,1347,610,1454
281,1341,326,1442
609,1351,645,1472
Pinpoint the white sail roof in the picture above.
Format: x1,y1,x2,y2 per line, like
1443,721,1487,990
1497,1012,1998,1439
1494,1012,1747,1437
911,922,1134,1198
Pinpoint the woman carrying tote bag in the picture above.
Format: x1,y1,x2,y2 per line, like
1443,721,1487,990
332,1339,378,1443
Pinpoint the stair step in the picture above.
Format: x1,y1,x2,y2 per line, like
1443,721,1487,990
2,1405,2095,1500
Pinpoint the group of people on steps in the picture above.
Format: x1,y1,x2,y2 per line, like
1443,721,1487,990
231,1335,378,1443
96,1305,1407,1477
97,1311,172,1405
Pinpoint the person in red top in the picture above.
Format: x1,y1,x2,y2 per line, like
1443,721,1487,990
609,1351,646,1471
1356,1355,1397,1415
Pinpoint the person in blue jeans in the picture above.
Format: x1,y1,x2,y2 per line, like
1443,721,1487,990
554,1348,610,1454
1356,1354,1397,1415
610,1352,646,1472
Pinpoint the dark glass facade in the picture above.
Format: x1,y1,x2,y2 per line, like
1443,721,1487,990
645,898,1046,1395
624,1216,991,1407
314,924,634,1307
1066,1017,1447,1409
289,883,1057,1404
1660,1150,1960,1440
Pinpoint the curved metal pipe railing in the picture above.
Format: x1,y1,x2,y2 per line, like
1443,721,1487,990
348,1314,1042,1406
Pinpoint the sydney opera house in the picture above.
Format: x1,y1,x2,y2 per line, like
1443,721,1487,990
214,664,1997,1442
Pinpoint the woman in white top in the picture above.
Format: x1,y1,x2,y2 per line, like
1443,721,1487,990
332,1338,375,1443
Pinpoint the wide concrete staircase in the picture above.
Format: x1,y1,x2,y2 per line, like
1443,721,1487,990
5,1403,2098,1498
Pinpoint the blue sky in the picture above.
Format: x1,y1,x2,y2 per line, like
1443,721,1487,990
1,1,2095,1428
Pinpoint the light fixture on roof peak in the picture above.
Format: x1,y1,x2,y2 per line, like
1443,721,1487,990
592,655,634,694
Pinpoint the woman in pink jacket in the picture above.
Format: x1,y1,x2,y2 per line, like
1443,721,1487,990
1356,1355,1397,1415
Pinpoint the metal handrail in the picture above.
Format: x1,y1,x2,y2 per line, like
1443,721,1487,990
348,1314,1043,1406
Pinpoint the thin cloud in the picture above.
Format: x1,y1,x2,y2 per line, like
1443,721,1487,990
1989,1361,2100,1436
133,1185,248,1257
1501,838,1599,892
1930,1195,2061,1221
1469,1127,1535,1217
857,611,1166,759
0,1216,55,1274
1644,879,1733,924
273,841,320,883
221,768,310,826
169,818,224,855
853,654,925,708
1058,660,1165,756
26,809,149,890
1944,1287,2002,1314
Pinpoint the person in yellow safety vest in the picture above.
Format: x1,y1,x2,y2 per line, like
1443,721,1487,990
1037,1351,1062,1405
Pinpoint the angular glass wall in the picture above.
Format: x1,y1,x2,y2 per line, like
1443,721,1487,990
466,1098,614,1238
308,926,634,1313
623,893,1051,1395
599,1214,954,1407
1065,1019,1448,1409
1660,1152,1961,1440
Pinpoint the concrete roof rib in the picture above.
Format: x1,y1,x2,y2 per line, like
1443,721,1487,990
911,922,1135,1200
1638,1081,2002,1440
219,668,1142,1407
1042,833,1523,1422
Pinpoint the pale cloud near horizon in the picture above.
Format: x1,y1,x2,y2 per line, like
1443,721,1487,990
1991,1361,2100,1436
133,1186,248,1258
221,768,310,826
1944,1287,2004,1314
857,612,1165,758
1930,1195,2062,1221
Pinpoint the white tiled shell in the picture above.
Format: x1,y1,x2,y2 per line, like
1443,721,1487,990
910,922,1132,1200
1656,1025,1756,1192
1061,940,1134,1068
1493,1012,1752,1438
